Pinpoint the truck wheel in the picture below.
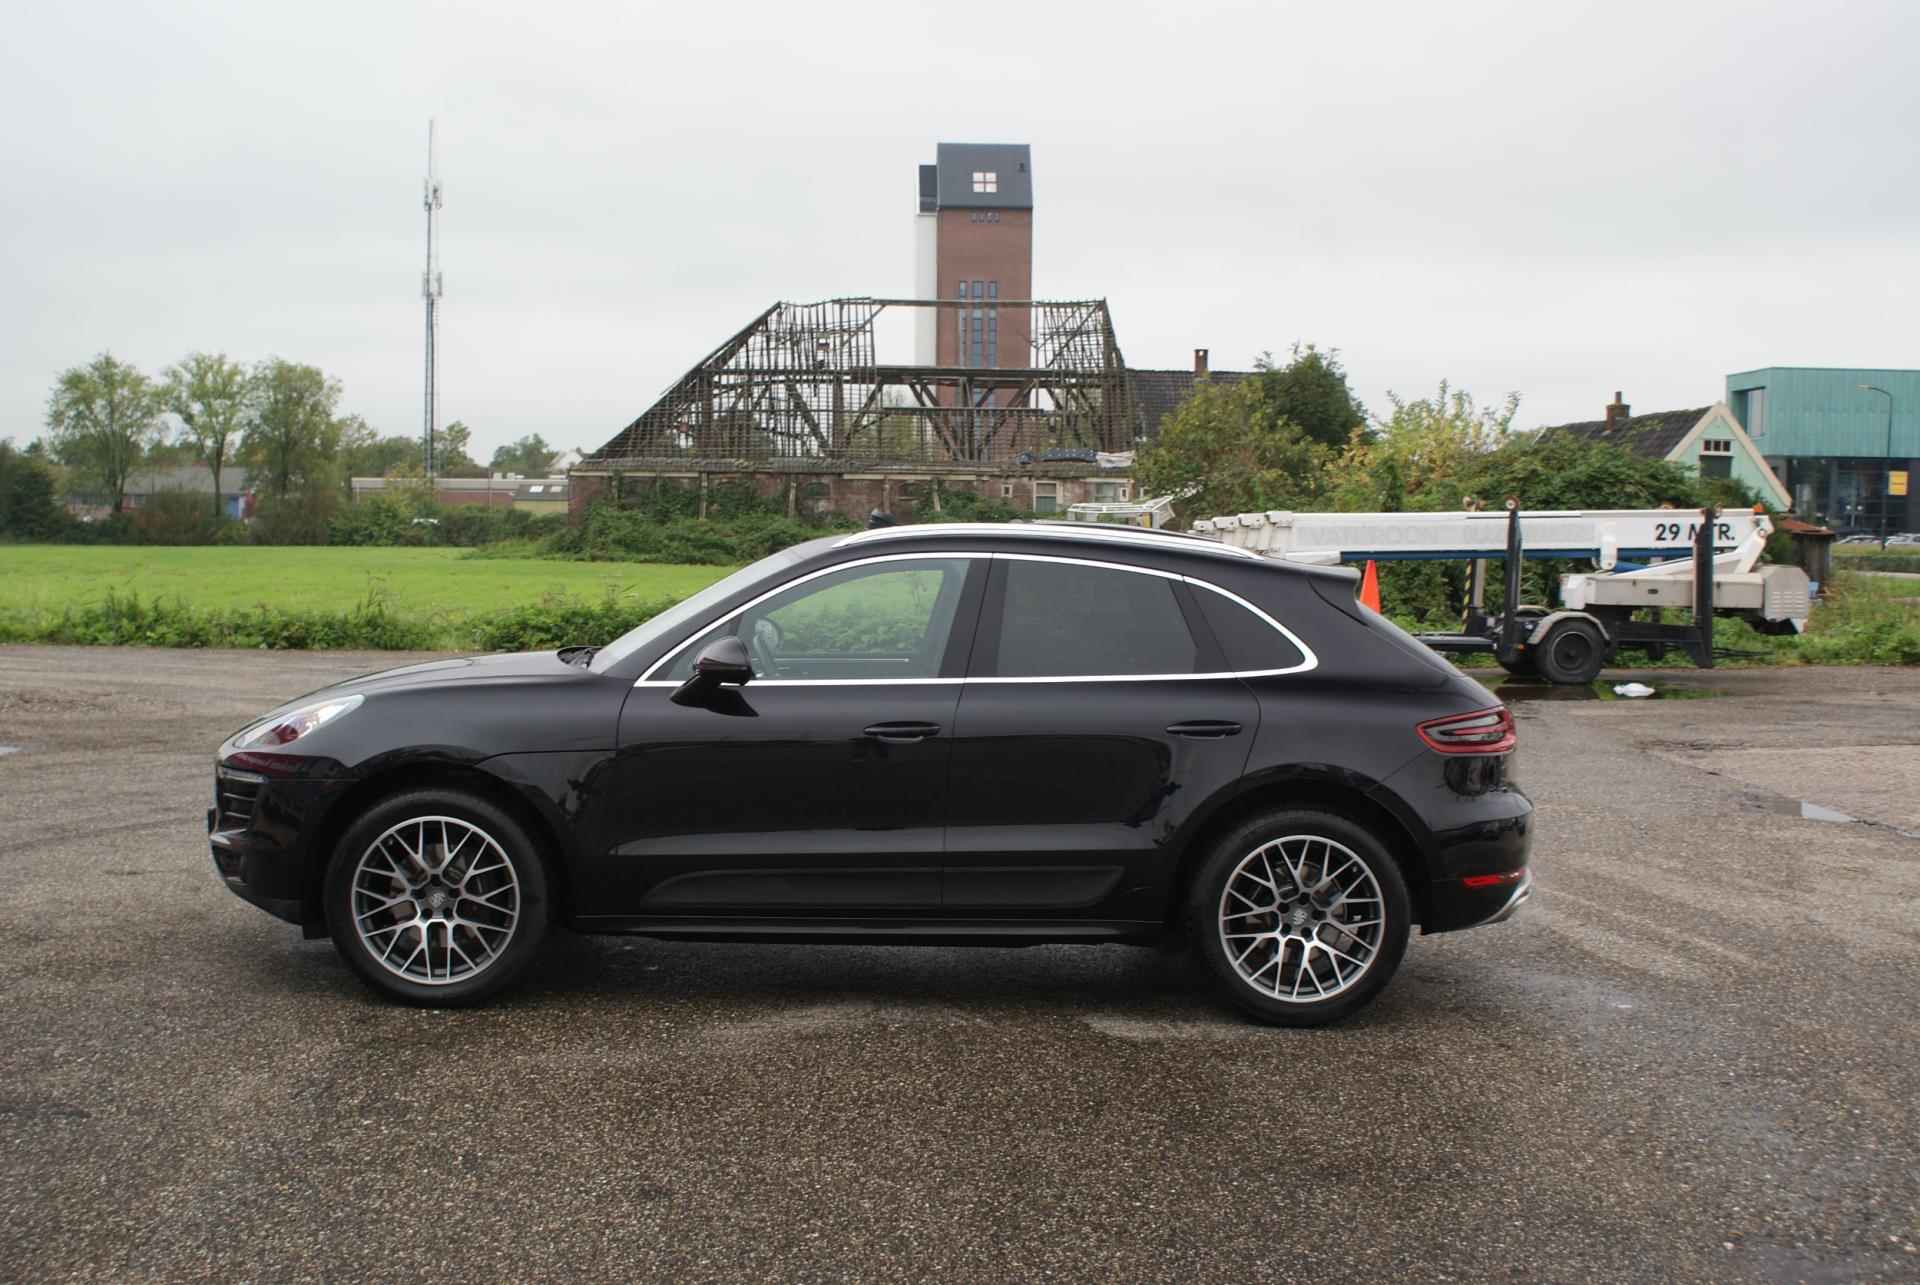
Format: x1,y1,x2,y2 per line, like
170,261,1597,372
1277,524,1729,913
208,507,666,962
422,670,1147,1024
1536,619,1607,685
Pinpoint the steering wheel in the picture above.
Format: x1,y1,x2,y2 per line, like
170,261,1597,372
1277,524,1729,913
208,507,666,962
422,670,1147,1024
748,617,781,676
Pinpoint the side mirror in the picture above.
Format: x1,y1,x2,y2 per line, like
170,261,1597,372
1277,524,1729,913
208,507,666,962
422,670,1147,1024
672,635,753,705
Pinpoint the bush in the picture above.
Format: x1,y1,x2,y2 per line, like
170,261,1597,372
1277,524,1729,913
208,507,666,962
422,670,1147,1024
467,592,678,651
127,490,245,546
251,486,341,545
328,494,432,546
0,589,440,650
910,485,1029,524
1833,549,1920,575
539,503,851,565
0,586,669,652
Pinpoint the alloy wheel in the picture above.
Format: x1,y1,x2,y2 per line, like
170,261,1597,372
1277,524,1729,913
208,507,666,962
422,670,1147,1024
1217,835,1386,1002
350,815,521,986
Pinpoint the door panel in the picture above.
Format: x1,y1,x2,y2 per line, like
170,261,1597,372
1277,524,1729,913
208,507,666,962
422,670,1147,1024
581,556,983,918
944,678,1258,917
942,556,1259,919
592,683,959,912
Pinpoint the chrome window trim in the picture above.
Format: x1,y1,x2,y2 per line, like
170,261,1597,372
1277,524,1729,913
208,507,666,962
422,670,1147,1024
636,552,983,683
634,549,1318,687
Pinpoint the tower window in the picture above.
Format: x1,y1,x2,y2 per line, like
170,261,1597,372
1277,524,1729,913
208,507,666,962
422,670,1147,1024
972,171,997,193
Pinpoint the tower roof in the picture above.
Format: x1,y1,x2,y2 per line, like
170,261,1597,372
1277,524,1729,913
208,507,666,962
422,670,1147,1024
932,143,1032,210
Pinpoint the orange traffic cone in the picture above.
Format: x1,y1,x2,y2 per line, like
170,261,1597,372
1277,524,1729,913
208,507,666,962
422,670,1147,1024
1360,560,1382,612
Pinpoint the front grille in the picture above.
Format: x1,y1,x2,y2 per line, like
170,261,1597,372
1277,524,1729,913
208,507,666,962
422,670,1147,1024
214,768,265,832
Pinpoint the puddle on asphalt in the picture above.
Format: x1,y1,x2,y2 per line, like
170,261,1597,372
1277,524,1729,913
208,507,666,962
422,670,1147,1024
1476,677,1725,703
1764,796,1920,839
0,746,21,756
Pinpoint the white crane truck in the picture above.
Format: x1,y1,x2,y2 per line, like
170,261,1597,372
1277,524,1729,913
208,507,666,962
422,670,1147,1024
1191,503,1811,684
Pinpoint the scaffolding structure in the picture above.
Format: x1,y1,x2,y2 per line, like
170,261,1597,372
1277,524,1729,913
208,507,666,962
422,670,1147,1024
587,298,1141,469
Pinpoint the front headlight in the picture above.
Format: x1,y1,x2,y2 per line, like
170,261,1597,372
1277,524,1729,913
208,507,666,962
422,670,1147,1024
233,694,364,750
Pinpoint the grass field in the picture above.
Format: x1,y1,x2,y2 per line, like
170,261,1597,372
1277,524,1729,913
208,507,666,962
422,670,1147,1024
0,546,732,621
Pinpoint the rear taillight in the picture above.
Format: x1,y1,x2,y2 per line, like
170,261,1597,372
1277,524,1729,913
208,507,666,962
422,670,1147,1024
1416,705,1516,755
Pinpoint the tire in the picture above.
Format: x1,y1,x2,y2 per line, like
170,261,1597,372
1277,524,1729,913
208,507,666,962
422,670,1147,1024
1188,810,1412,1027
325,789,550,1006
1535,619,1608,685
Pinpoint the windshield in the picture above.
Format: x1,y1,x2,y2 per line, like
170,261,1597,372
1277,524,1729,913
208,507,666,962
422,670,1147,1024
588,545,814,674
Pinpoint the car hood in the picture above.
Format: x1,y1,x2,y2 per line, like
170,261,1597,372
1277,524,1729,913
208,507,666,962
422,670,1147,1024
310,650,587,699
234,651,586,735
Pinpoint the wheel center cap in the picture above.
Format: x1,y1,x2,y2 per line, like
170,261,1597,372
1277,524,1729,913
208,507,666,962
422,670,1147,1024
426,889,453,912
1286,905,1312,928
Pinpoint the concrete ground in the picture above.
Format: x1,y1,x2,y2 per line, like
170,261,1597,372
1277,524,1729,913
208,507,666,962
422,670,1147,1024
0,647,1916,1282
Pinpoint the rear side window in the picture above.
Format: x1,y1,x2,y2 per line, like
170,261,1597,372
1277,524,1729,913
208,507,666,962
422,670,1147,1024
989,559,1199,677
1191,582,1307,673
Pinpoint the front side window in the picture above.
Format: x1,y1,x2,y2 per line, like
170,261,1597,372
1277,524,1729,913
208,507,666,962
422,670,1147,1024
662,559,971,682
987,560,1198,678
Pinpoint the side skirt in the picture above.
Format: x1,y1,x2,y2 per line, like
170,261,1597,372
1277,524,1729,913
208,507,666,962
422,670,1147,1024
567,915,1166,947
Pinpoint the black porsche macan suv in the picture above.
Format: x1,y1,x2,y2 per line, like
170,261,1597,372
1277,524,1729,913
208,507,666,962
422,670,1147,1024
211,522,1531,1026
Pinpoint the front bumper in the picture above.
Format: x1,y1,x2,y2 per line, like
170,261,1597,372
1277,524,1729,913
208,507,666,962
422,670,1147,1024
208,763,350,931
208,819,306,924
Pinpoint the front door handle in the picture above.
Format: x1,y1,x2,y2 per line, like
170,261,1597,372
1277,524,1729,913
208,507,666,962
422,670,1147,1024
1165,720,1243,739
863,721,942,744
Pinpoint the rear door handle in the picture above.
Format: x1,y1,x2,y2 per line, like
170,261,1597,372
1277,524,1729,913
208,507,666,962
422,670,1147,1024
1165,720,1243,739
863,721,942,744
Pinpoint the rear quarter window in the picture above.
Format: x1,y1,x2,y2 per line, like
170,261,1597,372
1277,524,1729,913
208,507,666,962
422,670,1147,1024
1190,581,1308,673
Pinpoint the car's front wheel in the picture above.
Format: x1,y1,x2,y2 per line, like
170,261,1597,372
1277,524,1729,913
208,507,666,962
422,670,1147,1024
1189,810,1411,1027
325,789,549,1006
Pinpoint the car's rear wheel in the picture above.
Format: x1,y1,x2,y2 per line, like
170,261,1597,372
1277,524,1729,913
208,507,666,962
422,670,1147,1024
325,789,549,1006
1189,810,1411,1027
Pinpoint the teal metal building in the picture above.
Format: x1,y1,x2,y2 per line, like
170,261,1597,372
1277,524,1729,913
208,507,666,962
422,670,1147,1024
1728,367,1920,534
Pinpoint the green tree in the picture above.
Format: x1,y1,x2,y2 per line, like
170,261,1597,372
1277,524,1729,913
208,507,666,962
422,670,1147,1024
163,352,252,517
488,432,560,477
1134,377,1331,523
1254,344,1369,450
434,420,487,477
1466,432,1705,511
338,416,422,483
1329,381,1519,512
45,353,166,511
0,441,64,537
243,359,342,501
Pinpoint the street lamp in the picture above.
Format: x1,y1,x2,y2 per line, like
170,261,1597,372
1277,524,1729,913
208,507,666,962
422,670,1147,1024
1859,384,1895,546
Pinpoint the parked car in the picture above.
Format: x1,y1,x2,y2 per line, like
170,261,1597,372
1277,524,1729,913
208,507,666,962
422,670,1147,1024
1886,533,1920,547
210,522,1532,1026
1836,534,1883,546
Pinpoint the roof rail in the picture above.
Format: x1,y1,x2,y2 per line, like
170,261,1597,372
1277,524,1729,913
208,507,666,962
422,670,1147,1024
833,521,1260,559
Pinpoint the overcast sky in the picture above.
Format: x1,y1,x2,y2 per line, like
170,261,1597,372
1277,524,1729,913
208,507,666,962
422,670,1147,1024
4,0,1915,461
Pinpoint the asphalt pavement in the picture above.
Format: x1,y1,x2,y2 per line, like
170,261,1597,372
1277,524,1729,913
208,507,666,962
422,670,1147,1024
1,647,1916,1282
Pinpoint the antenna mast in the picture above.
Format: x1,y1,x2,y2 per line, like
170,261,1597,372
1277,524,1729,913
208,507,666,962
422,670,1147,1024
422,119,444,476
